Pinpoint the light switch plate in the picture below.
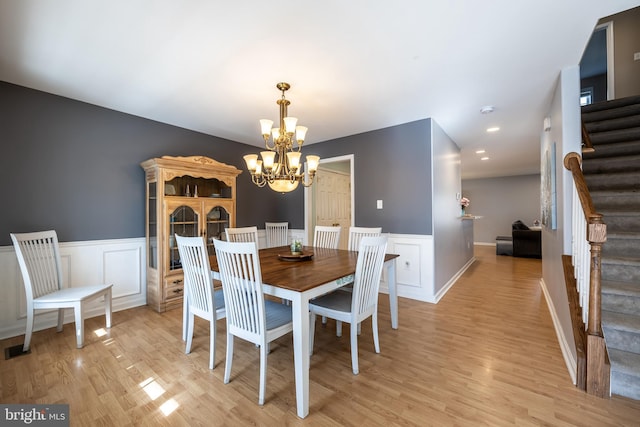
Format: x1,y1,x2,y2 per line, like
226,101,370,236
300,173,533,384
377,200,383,209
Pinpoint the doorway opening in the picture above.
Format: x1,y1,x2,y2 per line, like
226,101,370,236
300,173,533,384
579,21,614,104
304,154,354,249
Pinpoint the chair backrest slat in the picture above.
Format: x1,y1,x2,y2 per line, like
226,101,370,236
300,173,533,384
313,226,341,249
11,230,64,300
265,222,288,248
352,235,388,316
347,227,382,252
176,235,214,314
225,226,259,244
214,239,266,343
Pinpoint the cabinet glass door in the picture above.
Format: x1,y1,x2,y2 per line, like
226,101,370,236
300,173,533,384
168,205,199,271
148,181,158,269
205,206,229,255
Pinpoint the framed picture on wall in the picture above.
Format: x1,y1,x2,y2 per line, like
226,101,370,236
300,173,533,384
541,142,557,230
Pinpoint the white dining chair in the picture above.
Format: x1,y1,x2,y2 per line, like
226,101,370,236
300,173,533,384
265,222,288,248
10,230,113,351
313,225,341,249
309,235,388,375
225,226,259,244
213,239,293,405
176,235,226,370
336,226,383,303
347,226,382,251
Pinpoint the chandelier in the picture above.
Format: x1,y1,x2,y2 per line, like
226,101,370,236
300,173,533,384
243,82,320,193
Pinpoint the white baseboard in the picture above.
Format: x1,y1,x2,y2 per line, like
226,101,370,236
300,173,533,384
539,277,577,385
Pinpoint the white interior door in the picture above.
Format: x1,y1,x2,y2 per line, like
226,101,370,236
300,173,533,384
315,168,351,250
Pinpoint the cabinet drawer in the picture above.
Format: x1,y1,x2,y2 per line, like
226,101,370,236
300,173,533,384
164,276,185,301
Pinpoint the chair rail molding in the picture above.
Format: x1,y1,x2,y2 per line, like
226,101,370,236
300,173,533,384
0,237,146,340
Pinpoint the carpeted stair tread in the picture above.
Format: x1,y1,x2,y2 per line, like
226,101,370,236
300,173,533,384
591,190,640,210
584,114,640,133
582,154,640,173
607,231,640,239
583,139,640,159
584,171,640,191
600,208,640,216
602,310,640,333
609,348,640,377
588,126,640,145
581,95,640,114
602,280,640,297
599,210,640,233
601,256,640,267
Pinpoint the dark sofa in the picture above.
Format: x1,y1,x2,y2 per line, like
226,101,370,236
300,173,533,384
512,220,541,258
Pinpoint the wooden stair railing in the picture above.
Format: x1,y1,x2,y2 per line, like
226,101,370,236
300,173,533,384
563,152,609,397
581,122,595,153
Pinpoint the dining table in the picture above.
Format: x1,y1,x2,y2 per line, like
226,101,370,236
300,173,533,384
208,245,399,419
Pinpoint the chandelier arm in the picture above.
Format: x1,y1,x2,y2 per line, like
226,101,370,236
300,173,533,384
251,174,267,187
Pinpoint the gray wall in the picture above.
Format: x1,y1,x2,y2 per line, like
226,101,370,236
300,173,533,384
432,120,472,294
1,82,434,246
298,119,433,235
0,81,294,246
462,174,541,243
541,65,583,369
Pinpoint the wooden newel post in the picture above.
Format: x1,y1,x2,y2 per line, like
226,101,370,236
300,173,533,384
586,214,609,397
587,215,606,337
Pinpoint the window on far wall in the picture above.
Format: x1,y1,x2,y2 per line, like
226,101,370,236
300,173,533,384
580,88,593,106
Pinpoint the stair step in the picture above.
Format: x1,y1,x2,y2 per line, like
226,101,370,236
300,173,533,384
602,310,640,353
601,256,640,283
602,280,640,316
583,139,640,159
591,190,640,209
603,232,640,258
603,279,640,297
582,154,640,174
584,171,640,191
589,126,640,145
599,210,640,233
582,95,640,115
609,348,640,400
584,113,640,133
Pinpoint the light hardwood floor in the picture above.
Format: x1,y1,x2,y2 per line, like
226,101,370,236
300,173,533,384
2,246,640,426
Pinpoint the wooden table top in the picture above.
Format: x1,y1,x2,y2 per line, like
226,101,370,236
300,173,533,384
210,245,398,293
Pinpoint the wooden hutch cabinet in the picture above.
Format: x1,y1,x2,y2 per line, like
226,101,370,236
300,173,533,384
140,155,241,312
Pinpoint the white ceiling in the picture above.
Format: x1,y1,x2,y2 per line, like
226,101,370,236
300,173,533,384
1,1,638,179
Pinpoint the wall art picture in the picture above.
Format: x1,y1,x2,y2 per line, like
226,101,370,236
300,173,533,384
541,142,557,230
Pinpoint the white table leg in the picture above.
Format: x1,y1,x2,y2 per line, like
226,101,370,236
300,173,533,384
386,259,398,329
290,293,310,418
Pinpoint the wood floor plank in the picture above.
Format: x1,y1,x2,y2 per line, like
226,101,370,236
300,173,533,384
1,246,640,426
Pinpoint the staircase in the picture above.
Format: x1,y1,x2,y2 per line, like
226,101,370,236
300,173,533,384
581,95,640,400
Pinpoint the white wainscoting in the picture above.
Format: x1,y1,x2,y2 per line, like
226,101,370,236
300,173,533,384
383,234,435,302
0,237,147,340
295,230,436,302
0,231,456,340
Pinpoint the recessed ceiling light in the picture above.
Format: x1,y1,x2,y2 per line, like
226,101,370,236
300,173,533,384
480,106,495,114
481,157,490,161
486,127,500,133
475,149,486,154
